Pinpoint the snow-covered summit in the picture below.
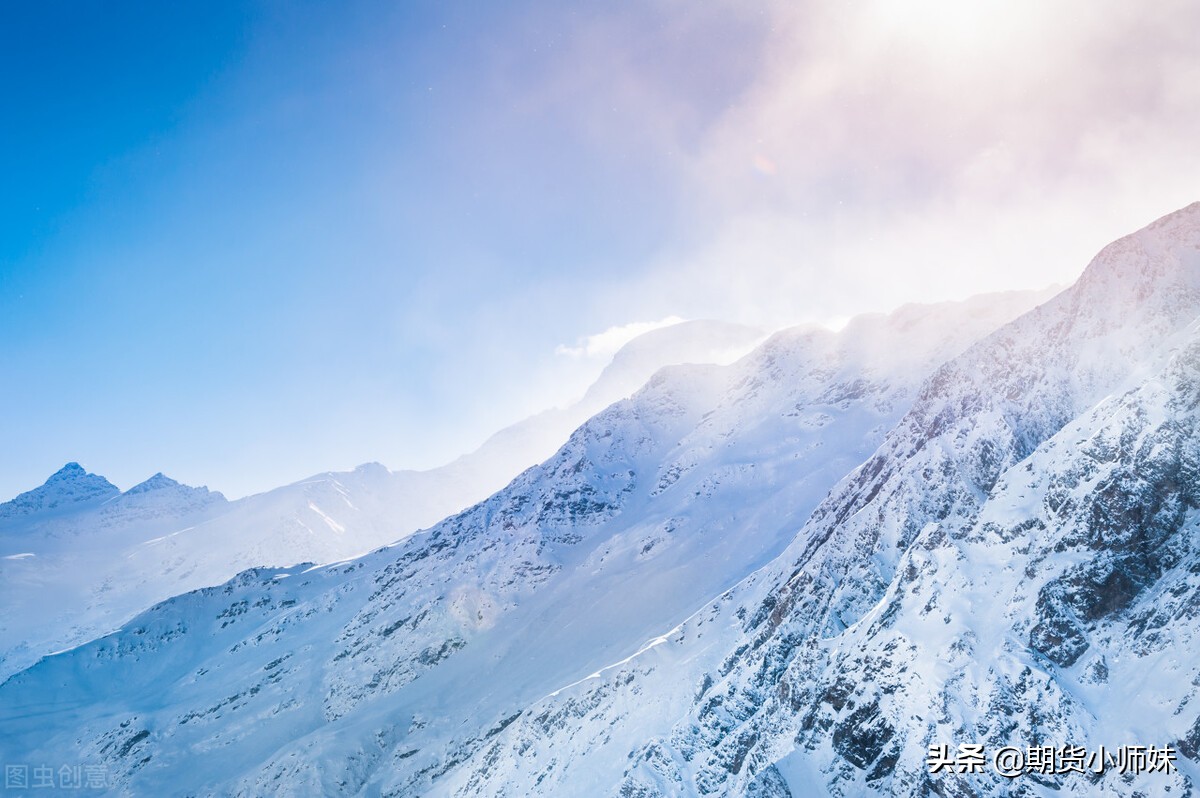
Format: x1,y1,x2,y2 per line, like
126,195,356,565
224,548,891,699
118,471,224,502
1058,199,1200,345
123,472,183,495
456,202,1200,797
0,463,119,521
106,472,227,520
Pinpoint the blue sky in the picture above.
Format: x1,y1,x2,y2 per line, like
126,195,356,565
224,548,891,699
2,0,1198,499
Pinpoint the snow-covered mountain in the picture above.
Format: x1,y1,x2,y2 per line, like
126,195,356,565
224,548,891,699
444,201,1200,797
0,462,120,520
0,278,1052,795
0,467,232,680
0,320,764,682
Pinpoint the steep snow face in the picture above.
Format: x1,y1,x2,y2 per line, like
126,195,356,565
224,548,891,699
0,289,1047,797
446,203,1200,798
0,463,118,520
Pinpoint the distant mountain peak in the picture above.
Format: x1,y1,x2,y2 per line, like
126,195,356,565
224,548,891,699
0,463,120,521
118,473,226,510
124,472,181,495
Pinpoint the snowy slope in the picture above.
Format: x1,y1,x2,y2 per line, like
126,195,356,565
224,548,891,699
0,320,763,683
445,202,1200,797
0,468,232,681
0,288,1048,796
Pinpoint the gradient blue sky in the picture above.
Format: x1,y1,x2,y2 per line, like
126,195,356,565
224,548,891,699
3,0,1198,499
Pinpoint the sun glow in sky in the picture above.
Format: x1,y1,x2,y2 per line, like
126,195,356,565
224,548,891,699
868,0,1020,48
1,0,1198,499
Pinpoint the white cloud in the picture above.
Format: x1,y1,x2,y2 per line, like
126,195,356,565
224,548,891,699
555,316,686,360
603,0,1200,328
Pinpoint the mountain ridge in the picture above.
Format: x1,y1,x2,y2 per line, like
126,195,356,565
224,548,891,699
4,205,1192,796
0,318,776,683
454,201,1200,797
0,283,1054,796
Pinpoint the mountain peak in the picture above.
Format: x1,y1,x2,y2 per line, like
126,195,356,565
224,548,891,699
48,462,87,480
124,472,182,495
119,473,226,509
1062,201,1200,338
0,463,120,521
1148,199,1200,230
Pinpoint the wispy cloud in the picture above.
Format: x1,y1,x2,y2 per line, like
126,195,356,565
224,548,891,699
555,316,686,360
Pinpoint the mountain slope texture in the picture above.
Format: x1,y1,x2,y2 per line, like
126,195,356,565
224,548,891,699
0,320,763,682
2,204,1198,797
